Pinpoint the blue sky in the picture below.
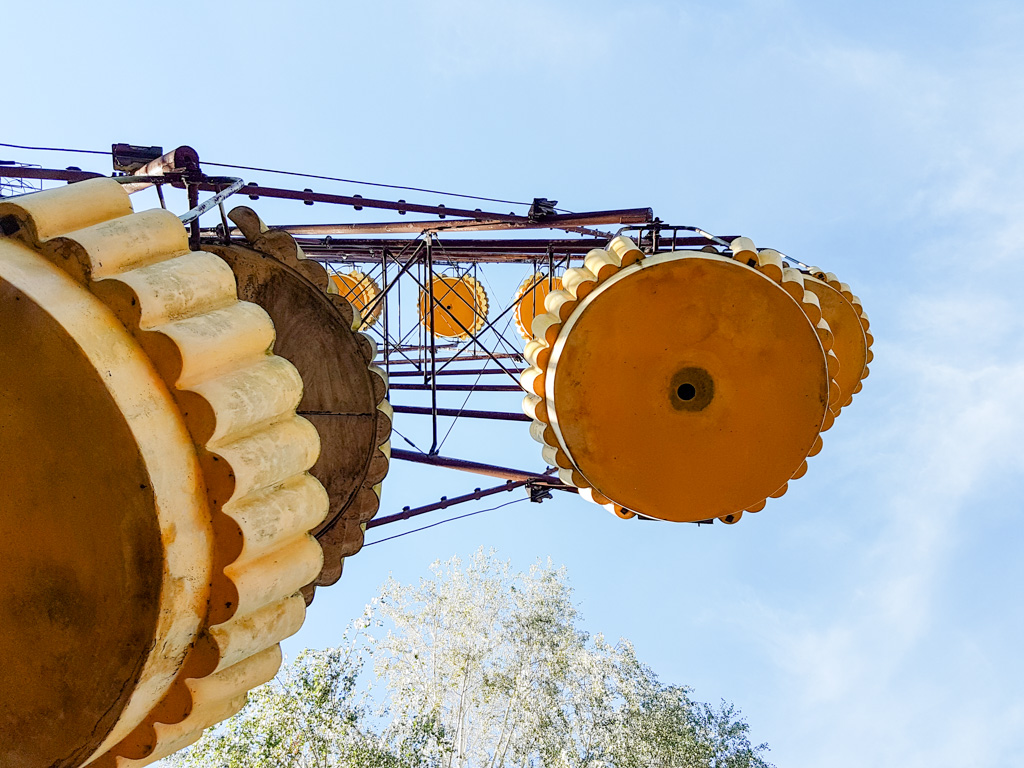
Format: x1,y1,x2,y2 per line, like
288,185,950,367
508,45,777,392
7,1,1024,766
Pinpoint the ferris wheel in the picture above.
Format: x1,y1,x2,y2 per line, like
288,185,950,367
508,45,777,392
0,143,871,766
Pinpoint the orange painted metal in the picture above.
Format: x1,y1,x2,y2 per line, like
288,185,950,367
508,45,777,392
513,272,562,340
522,237,839,524
0,179,328,767
418,275,488,339
329,270,383,328
804,272,872,412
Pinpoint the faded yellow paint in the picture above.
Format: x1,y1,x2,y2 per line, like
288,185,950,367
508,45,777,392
329,270,382,328
0,235,211,768
522,236,839,524
205,206,392,602
513,272,562,340
418,275,488,338
0,179,328,768
804,273,871,412
548,253,828,522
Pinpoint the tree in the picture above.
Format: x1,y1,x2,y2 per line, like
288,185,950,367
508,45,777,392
164,623,407,768
168,549,772,768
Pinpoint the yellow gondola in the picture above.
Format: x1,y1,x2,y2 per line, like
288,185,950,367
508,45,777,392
329,269,383,329
522,236,839,524
418,275,489,339
513,272,563,340
0,180,326,766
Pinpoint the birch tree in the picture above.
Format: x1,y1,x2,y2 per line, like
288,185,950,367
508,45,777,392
168,549,771,768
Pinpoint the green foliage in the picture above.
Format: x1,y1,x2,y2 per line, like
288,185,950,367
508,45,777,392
168,550,772,768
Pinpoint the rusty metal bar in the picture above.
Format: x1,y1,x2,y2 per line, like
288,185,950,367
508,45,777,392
0,165,540,226
366,479,533,529
391,449,549,481
120,146,199,193
179,178,245,225
387,367,525,377
359,240,426,323
183,182,647,234
618,222,730,248
385,352,524,365
391,405,530,422
0,166,103,183
298,235,737,263
426,238,439,454
286,219,512,235
381,248,390,381
186,181,200,251
389,383,522,392
304,237,601,255
182,179,526,222
0,164,651,230
268,208,653,236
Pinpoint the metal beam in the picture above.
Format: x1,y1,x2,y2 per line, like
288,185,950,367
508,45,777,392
257,208,653,237
366,479,533,529
389,383,522,392
385,352,524,365
297,235,736,263
179,179,532,223
391,449,550,481
2,166,651,238
391,405,530,422
0,166,103,183
387,367,525,377
0,165,544,226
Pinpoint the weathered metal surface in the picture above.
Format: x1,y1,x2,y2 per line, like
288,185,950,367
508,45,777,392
0,165,105,183
0,217,207,768
329,269,382,328
295,235,737,263
391,405,531,422
118,146,199,193
522,236,838,523
204,208,391,599
246,207,654,236
389,383,522,392
367,478,536,530
513,272,562,340
391,450,554,482
418,275,489,339
187,180,527,222
804,270,872,412
178,177,244,225
0,179,327,767
111,144,165,173
387,367,525,377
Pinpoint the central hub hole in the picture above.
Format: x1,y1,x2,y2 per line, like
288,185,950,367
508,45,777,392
669,366,713,411
677,383,697,401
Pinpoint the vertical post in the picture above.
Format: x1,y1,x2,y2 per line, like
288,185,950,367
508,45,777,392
218,199,231,244
186,181,200,251
472,261,480,358
381,248,390,382
530,256,538,321
426,236,439,454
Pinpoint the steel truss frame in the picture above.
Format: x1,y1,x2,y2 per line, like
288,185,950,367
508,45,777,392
0,146,753,524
